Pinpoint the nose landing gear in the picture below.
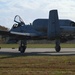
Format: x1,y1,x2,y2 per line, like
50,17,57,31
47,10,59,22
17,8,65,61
19,46,26,53
19,40,27,53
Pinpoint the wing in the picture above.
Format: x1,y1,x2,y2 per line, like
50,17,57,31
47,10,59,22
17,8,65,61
0,30,10,36
10,31,37,36
0,30,38,37
60,26,75,35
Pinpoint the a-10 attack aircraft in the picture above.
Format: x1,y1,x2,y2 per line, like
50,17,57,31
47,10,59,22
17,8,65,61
0,10,75,53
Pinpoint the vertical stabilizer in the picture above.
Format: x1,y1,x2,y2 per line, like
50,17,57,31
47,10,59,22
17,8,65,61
47,10,60,39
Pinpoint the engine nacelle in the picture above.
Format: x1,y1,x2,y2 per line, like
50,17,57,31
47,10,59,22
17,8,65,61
33,19,48,32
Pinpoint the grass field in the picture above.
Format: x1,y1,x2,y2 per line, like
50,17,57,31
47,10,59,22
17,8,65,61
0,43,75,48
0,55,75,75
0,44,75,75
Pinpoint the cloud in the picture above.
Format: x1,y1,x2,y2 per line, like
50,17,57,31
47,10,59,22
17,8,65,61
0,0,75,28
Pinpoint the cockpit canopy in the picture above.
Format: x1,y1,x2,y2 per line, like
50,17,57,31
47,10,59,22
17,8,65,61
14,15,25,24
12,15,25,28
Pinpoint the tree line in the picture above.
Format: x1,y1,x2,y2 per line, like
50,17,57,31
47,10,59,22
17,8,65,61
0,25,8,43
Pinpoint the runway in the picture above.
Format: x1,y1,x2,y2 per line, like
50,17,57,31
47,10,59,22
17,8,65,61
0,48,75,56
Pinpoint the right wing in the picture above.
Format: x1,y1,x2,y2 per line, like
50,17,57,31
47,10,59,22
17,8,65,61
0,30,10,36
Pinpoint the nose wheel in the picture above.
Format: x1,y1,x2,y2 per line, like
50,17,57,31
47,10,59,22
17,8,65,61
19,46,26,53
19,40,27,53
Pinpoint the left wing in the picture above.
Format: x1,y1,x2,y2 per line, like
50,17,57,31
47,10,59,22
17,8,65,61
0,30,38,37
10,31,37,36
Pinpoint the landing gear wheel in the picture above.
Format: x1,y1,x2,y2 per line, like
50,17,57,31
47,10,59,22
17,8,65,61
19,46,26,53
55,45,61,52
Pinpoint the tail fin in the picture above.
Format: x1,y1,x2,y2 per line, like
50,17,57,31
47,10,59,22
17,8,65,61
47,10,60,39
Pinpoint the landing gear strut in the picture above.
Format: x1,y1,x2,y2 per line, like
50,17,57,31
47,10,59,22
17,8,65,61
19,40,27,53
55,39,61,52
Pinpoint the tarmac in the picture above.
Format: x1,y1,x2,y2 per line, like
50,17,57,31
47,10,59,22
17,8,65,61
0,48,75,56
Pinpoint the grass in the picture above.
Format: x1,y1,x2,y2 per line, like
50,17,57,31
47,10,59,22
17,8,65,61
0,55,75,75
0,44,75,75
27,43,75,48
0,43,75,48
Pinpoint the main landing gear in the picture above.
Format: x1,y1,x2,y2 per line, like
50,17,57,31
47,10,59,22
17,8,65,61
19,40,27,53
55,39,61,52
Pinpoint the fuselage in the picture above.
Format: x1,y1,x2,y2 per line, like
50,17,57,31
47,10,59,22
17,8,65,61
10,19,75,37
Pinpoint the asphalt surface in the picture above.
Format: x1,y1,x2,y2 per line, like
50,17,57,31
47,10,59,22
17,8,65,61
0,48,75,56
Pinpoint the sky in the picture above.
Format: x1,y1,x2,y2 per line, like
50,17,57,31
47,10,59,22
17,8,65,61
0,0,75,29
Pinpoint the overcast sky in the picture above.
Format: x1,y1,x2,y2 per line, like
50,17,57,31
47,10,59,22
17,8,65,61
0,0,75,28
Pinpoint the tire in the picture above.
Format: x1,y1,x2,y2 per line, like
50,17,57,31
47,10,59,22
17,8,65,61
55,45,61,52
19,46,26,53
